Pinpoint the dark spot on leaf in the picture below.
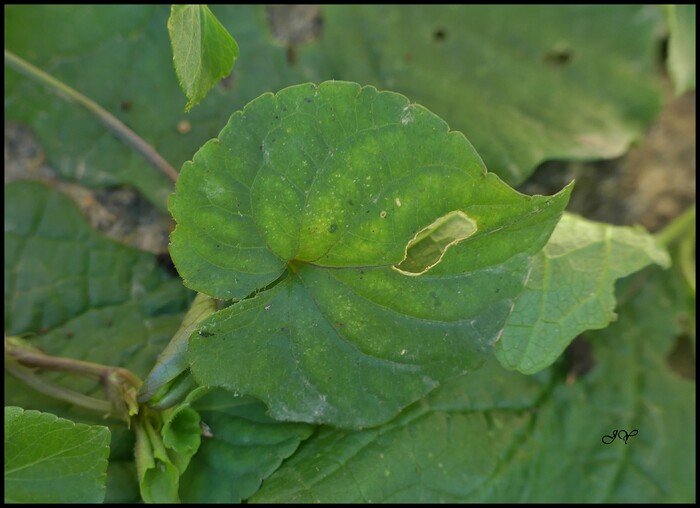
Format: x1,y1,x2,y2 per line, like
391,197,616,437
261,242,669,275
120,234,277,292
666,333,695,380
328,223,337,233
65,331,74,338
274,115,280,120
304,97,312,103
335,321,344,327
259,144,264,151
495,288,500,293
282,107,288,112
199,331,215,338
347,199,354,206
105,320,113,328
543,44,573,66
433,28,447,42
120,100,132,111
565,336,595,384
280,327,286,332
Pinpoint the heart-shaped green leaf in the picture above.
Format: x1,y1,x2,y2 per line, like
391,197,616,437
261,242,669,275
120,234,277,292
174,81,571,428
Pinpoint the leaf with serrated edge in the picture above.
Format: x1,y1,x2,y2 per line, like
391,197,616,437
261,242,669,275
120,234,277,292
175,81,571,429
495,213,670,374
4,407,110,503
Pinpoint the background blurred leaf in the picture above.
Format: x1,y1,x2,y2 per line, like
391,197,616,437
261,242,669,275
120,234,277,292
5,5,665,210
4,406,110,503
307,5,663,185
4,5,301,211
4,180,192,501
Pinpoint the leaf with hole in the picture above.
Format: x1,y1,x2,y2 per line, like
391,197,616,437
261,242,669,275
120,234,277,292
172,81,571,429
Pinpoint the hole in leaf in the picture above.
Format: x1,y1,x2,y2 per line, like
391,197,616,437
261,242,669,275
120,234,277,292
666,333,695,380
432,28,447,42
543,43,573,66
393,210,477,276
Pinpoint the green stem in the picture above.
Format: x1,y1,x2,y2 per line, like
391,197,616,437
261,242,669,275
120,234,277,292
5,336,142,419
4,48,179,183
5,360,112,414
655,203,696,247
5,337,141,388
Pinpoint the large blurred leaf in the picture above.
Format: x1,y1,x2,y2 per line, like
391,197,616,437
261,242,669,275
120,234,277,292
251,267,695,502
168,5,239,111
4,5,302,211
5,5,663,209
308,5,663,185
4,180,192,501
178,389,314,503
3,180,191,390
4,407,110,503
495,213,670,374
666,4,696,95
177,81,571,429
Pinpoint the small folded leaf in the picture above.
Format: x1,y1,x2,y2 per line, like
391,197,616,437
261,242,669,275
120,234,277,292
4,407,110,503
134,417,180,503
495,213,670,374
168,5,239,111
